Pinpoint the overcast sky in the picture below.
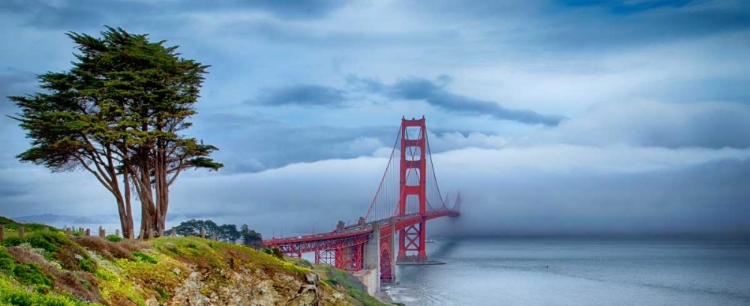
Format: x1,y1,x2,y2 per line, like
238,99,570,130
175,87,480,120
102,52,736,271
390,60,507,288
1,0,749,237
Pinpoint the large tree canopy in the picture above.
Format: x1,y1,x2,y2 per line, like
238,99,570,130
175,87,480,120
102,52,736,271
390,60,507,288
9,27,223,238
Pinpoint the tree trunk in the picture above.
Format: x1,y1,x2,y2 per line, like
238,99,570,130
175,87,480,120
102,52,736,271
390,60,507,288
123,163,134,239
153,138,170,236
133,155,158,239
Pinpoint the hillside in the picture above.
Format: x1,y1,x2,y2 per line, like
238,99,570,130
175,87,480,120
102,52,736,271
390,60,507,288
0,216,391,306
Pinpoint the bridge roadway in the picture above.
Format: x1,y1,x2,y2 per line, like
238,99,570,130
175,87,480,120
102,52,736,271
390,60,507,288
263,210,460,256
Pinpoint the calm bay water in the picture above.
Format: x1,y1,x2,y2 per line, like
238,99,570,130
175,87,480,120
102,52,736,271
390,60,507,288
385,238,750,306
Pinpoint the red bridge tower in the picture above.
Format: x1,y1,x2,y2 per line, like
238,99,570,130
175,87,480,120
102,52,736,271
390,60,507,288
397,117,428,262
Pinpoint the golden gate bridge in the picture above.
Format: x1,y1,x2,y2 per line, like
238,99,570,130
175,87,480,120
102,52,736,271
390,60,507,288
263,117,461,283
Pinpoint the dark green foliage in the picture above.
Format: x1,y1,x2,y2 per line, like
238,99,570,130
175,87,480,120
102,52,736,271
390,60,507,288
105,235,122,243
131,252,157,264
3,291,34,306
218,224,240,242
0,217,52,233
8,26,223,174
0,249,53,287
262,247,284,260
1,232,95,273
167,219,244,243
24,232,66,253
34,284,52,294
77,257,95,273
240,224,263,248
154,286,169,301
78,279,91,290
168,219,216,237
0,289,88,306
2,237,24,247
11,263,51,286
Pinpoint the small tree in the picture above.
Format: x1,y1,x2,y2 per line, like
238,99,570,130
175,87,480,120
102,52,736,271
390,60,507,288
169,219,219,237
240,224,263,248
214,224,238,242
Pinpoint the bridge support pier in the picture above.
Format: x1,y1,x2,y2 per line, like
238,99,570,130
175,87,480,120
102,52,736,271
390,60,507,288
379,217,396,283
363,222,380,292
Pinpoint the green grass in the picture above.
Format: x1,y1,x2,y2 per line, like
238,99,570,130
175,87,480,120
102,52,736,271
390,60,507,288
0,216,390,305
0,216,54,232
131,251,157,264
151,236,311,276
2,231,96,273
0,275,94,306
0,248,53,287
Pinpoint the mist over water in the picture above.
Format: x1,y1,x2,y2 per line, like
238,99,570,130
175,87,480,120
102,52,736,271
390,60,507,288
385,238,750,306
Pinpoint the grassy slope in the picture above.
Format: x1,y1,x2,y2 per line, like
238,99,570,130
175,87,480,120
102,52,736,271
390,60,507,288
0,217,390,306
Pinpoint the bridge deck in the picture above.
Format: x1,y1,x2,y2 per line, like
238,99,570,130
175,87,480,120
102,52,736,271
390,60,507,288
263,210,459,252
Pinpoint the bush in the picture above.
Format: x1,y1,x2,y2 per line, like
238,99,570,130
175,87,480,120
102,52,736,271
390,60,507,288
261,247,284,260
2,232,96,273
0,286,89,306
105,235,121,243
0,249,53,287
73,236,131,260
1,237,23,248
272,247,284,260
131,251,157,264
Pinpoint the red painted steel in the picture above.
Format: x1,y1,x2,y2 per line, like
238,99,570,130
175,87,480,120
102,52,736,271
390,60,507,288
380,236,393,282
398,117,428,261
262,117,460,280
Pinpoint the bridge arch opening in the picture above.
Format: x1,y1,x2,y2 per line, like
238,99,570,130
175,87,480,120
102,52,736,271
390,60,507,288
404,126,423,139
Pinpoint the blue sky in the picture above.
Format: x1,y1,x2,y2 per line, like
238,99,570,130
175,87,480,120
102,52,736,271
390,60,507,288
0,0,749,236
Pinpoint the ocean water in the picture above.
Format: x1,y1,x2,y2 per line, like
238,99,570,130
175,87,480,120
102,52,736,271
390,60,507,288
384,238,750,306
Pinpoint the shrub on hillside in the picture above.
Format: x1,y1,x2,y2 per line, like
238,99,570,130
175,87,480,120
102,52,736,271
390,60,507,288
2,231,96,273
105,235,122,243
73,236,131,260
0,249,52,287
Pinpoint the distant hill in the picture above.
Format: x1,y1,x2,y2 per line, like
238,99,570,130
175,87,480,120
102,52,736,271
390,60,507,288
14,214,113,225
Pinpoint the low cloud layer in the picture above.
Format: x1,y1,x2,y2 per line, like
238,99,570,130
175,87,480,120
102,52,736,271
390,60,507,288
5,143,748,237
535,100,750,149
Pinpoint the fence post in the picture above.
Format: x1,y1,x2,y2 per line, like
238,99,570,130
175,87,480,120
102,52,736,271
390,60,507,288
115,229,120,238
18,226,24,238
139,229,144,240
99,226,106,238
65,228,72,237
200,228,206,239
0,225,4,242
85,228,90,236
171,230,176,237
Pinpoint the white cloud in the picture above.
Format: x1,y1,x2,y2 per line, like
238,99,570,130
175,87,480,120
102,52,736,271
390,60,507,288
530,100,750,148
